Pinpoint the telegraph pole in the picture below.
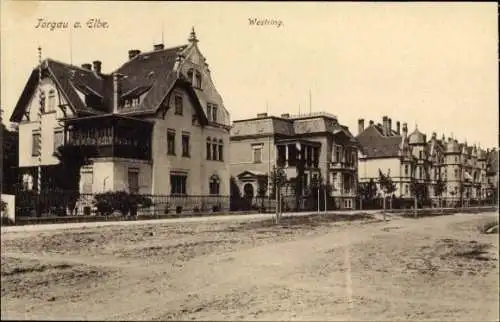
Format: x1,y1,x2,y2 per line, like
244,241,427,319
267,101,271,213
37,46,44,215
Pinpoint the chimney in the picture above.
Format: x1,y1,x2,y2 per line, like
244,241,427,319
382,116,388,136
281,113,290,118
257,113,268,118
369,120,374,126
128,49,141,60
112,73,121,114
358,118,365,135
396,121,401,135
387,118,392,135
154,44,165,51
92,60,102,74
402,122,408,137
81,63,92,70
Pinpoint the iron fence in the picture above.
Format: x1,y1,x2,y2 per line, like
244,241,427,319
12,190,499,218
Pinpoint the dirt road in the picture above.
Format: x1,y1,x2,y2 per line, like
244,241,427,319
1,212,498,321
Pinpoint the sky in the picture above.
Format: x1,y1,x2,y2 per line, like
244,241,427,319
1,1,498,147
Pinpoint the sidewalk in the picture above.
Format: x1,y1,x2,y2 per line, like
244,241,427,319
2,206,496,234
1,210,382,233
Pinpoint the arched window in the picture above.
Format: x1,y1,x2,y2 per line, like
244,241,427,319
209,175,220,195
206,137,212,160
218,139,223,161
212,138,218,161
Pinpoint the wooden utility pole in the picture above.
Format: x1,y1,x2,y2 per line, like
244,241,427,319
37,46,44,216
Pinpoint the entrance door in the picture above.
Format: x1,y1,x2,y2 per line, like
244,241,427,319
243,183,254,210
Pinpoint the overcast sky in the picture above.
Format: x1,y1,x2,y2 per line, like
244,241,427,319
1,1,498,147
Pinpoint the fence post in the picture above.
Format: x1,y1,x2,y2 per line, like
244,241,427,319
317,186,320,215
383,195,386,221
275,186,279,224
324,186,327,214
414,196,417,218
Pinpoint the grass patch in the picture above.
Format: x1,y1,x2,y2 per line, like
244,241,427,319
231,213,375,231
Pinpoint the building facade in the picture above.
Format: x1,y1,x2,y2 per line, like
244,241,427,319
9,29,231,211
485,148,499,200
357,116,491,205
230,112,358,210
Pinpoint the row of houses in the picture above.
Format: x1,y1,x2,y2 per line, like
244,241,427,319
7,29,499,211
230,113,498,209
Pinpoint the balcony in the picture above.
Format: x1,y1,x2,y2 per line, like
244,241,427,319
63,114,153,161
276,139,321,170
330,161,357,171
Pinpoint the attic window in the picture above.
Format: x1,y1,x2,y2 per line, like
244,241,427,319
195,71,202,88
47,90,56,112
187,68,194,84
142,55,150,60
123,97,140,108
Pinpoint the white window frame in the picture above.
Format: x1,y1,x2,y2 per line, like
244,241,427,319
53,128,64,152
252,144,263,164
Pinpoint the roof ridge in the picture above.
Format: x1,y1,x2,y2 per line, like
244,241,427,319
138,44,187,56
46,58,107,75
113,44,187,73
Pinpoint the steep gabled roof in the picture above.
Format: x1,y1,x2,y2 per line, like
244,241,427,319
115,45,187,94
9,44,215,126
113,45,189,114
356,125,402,158
10,59,108,122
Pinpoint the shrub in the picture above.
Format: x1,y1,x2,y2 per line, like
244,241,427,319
1,216,14,226
0,200,13,225
212,204,221,212
15,190,38,217
93,191,152,216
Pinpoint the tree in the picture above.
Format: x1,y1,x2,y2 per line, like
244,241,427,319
309,174,321,213
458,183,465,207
270,165,286,223
378,169,397,210
1,123,19,194
434,177,445,208
229,176,242,211
357,179,377,209
410,179,428,208
449,189,457,208
52,144,94,215
256,176,268,212
270,166,286,198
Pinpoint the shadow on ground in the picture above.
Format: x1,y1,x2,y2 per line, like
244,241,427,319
228,213,377,232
